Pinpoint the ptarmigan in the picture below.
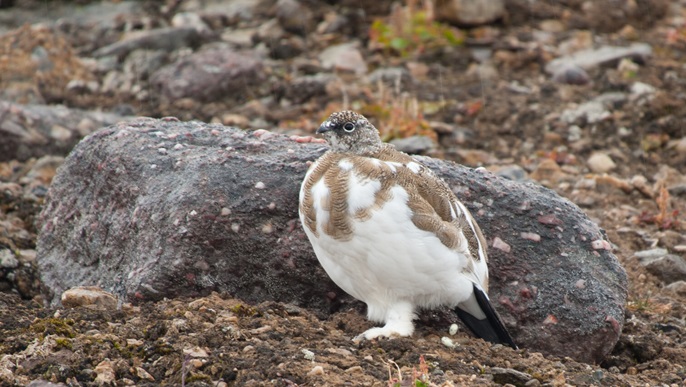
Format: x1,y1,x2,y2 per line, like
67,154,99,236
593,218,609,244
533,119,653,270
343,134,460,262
299,111,516,348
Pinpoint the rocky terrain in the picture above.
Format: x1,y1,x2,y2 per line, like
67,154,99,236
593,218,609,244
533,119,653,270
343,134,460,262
1,0,685,386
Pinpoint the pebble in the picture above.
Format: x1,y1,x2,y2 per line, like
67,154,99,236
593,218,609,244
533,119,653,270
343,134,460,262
641,254,686,284
345,366,363,374
434,0,505,25
520,232,541,242
490,367,534,385
449,323,459,335
664,281,686,297
0,249,19,269
493,165,528,182
441,336,456,348
587,153,616,174
171,12,210,32
307,365,325,376
275,0,315,34
552,64,590,85
183,346,209,358
302,349,315,361
61,286,118,310
634,248,668,260
318,42,368,75
135,367,155,381
492,237,512,253
94,360,116,385
630,82,656,101
545,43,652,75
390,135,435,155
560,101,611,125
366,67,414,87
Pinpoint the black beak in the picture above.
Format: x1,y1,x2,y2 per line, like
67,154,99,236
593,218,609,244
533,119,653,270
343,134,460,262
317,121,332,134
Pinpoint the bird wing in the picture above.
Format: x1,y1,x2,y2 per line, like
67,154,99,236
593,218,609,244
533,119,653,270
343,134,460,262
370,148,516,348
371,146,490,288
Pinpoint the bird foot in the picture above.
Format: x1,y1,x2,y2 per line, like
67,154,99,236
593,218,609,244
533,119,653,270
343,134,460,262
352,322,414,343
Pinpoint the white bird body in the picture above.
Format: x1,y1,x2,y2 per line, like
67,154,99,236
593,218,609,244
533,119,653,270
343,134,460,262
299,111,516,347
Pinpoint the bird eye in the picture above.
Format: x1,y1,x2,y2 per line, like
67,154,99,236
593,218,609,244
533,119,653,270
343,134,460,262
343,122,355,132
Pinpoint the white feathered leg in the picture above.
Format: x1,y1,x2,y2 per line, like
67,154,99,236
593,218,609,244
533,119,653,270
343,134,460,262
353,301,415,342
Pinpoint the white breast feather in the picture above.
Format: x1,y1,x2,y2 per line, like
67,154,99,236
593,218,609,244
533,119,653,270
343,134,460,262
406,161,421,173
310,179,330,225
338,159,354,171
303,181,477,323
347,172,381,215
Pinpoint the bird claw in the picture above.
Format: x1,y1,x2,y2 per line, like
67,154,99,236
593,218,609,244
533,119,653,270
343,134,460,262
352,326,409,343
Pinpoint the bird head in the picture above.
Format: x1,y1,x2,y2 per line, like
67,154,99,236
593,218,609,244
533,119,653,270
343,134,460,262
317,111,382,154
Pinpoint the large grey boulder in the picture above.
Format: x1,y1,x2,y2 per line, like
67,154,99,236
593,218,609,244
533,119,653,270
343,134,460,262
36,118,627,363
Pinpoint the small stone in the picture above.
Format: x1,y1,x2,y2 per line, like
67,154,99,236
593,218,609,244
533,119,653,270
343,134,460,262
594,175,632,194
183,346,209,358
633,248,668,260
275,0,315,34
390,136,435,155
250,325,272,334
435,0,505,26
135,367,155,381
326,347,352,356
587,153,616,174
61,286,118,310
318,43,368,75
254,181,266,189
94,359,116,386
307,365,325,376
366,67,413,87
529,159,567,186
552,64,590,85
441,336,456,348
630,82,656,101
50,125,72,141
302,349,315,361
492,237,511,253
490,367,533,385
525,379,542,387
560,101,611,125
664,281,686,297
492,165,528,182
449,323,459,335
221,207,231,216
221,114,250,128
641,254,686,284
455,149,497,166
0,249,19,269
243,345,255,353
591,239,612,251
545,43,652,75
126,339,144,346
171,12,210,32
520,232,541,242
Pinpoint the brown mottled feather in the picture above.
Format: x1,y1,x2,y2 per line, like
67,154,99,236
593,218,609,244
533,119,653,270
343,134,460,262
300,142,488,261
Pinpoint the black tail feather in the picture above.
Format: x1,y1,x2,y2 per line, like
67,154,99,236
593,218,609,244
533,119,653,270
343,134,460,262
455,284,518,349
